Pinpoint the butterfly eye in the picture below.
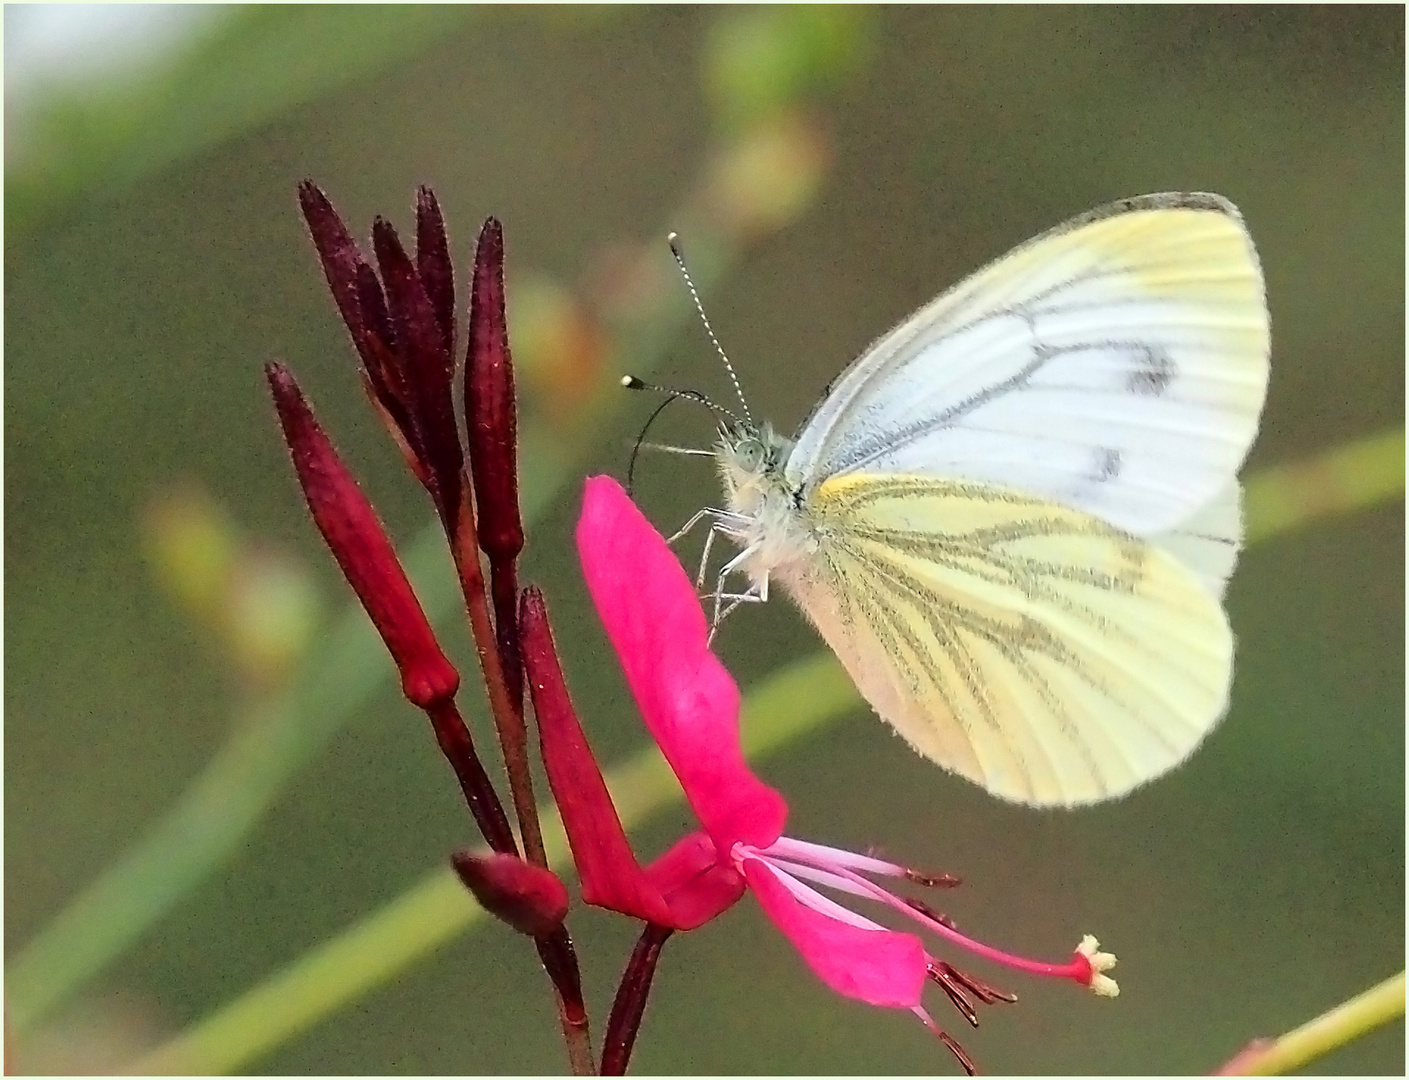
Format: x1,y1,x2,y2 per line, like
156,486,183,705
736,438,765,470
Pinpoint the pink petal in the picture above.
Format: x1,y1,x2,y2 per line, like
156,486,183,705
576,476,786,852
742,858,929,1010
644,832,747,930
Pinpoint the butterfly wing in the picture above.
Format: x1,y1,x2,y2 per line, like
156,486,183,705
1151,480,1243,598
782,474,1233,806
786,193,1270,538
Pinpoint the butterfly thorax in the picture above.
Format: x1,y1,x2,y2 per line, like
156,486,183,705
716,421,819,579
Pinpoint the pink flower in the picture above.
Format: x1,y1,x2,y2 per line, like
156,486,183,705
529,475,1118,1067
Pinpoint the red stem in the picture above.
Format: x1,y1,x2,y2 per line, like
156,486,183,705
491,560,523,716
425,699,518,856
450,496,546,867
536,928,594,1076
600,923,674,1076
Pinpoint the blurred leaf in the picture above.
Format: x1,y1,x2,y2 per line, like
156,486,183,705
702,110,832,238
1244,429,1405,545
144,483,322,686
6,6,479,233
705,5,875,132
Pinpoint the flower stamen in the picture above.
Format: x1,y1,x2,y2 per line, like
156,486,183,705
906,867,963,889
1075,934,1120,998
927,964,980,1027
794,857,1116,994
904,896,959,931
935,960,1018,1006
914,1006,978,1076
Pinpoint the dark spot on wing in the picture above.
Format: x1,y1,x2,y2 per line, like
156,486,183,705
1091,447,1121,482
1126,347,1176,396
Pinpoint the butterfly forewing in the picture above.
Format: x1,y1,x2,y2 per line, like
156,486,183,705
785,194,1270,538
785,474,1234,806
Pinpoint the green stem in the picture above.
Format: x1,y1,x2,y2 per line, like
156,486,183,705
1243,429,1404,544
1216,971,1405,1076
3,606,392,1033
7,696,293,1032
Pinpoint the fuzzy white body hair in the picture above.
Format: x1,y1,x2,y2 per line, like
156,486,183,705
714,423,818,587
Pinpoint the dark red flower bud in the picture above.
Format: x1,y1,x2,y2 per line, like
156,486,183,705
415,187,456,356
265,361,458,709
352,262,401,382
370,218,464,525
451,850,570,938
465,217,524,563
299,182,463,527
297,181,386,371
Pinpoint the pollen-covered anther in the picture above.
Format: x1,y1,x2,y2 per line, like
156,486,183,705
927,964,979,1027
915,1007,978,1076
904,896,958,930
933,960,1017,1006
905,866,962,889
1075,934,1120,998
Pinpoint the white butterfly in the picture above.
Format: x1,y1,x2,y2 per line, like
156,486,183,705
684,193,1270,807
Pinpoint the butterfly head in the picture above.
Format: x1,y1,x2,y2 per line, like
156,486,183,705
716,419,795,519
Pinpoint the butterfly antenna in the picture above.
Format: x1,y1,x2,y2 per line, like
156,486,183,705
621,374,740,426
667,232,753,425
621,375,734,495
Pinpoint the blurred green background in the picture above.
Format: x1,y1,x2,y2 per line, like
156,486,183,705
5,6,1403,1075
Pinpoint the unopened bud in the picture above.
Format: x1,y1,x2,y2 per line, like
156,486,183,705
465,217,525,562
451,850,569,938
266,362,459,708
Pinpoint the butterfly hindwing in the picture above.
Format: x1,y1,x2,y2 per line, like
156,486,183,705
782,473,1234,806
786,194,1270,537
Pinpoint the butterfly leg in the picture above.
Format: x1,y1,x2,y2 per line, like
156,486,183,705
669,508,752,590
693,526,720,590
666,509,718,588
665,508,714,546
706,547,768,644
